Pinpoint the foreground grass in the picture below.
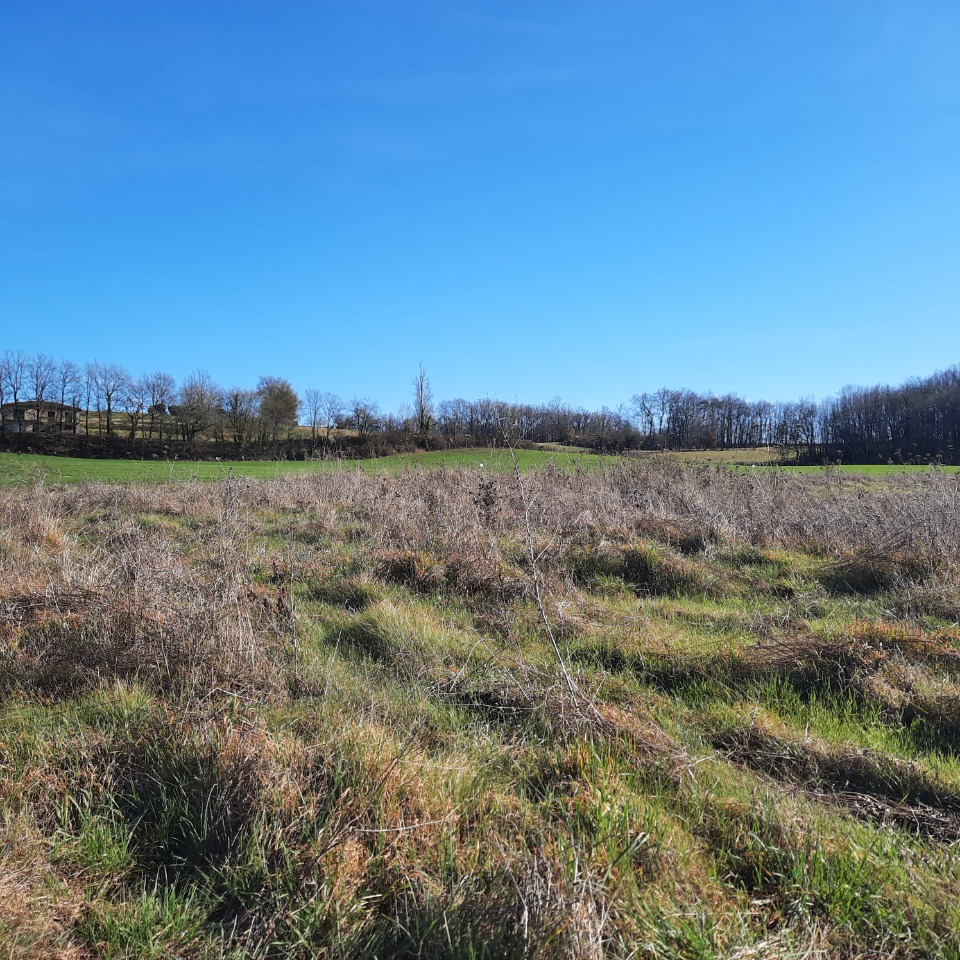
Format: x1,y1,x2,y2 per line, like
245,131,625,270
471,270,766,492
3,462,960,957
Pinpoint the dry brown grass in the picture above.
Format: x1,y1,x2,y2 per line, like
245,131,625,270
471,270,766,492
0,823,88,960
1,484,286,700
3,462,960,957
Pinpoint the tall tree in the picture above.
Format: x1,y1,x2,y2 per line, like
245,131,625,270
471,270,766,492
413,364,434,436
87,361,131,436
319,391,344,441
126,375,151,441
172,370,222,441
544,396,573,444
303,388,323,441
257,376,300,441
27,353,56,431
56,359,83,432
350,397,380,442
0,350,26,433
437,398,470,437
224,388,259,446
144,371,176,440
85,362,103,437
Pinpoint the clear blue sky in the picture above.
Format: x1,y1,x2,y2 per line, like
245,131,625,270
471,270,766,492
2,1,958,412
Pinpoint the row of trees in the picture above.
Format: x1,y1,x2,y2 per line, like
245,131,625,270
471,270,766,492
820,367,960,462
0,353,308,445
0,350,405,451
2,349,958,462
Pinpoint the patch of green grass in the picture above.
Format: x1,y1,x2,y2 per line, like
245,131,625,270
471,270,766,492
75,886,217,960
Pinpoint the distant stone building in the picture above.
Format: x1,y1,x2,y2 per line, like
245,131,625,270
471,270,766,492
0,401,81,433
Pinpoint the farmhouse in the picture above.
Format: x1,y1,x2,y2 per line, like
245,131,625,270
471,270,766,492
0,400,81,433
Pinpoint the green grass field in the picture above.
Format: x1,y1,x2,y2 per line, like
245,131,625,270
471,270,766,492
783,462,960,475
649,447,960,474
1,447,957,487
0,447,604,486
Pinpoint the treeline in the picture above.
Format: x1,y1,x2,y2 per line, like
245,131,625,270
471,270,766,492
0,355,314,448
821,367,960,463
1,350,958,463
413,371,960,463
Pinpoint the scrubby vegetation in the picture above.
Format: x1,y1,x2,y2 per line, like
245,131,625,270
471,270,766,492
3,460,960,957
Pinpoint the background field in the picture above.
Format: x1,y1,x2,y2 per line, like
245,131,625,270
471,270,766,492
0,448,602,486
1,448,957,487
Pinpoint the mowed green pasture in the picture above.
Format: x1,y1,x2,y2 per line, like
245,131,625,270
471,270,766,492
0,447,602,486
784,462,960,475
656,447,960,474
1,448,956,487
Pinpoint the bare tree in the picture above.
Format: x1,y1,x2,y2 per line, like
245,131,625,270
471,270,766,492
86,361,131,436
319,391,344,441
81,363,96,437
437,398,467,437
794,397,819,461
303,388,322,442
631,392,657,447
56,359,83,432
144,371,176,440
225,388,259,446
125,375,151,441
0,350,26,433
392,402,413,435
413,364,434,436
350,397,381,442
172,370,222,441
544,396,573,444
26,353,56,432
85,362,103,437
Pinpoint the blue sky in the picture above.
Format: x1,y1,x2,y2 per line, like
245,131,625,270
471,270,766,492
2,1,958,412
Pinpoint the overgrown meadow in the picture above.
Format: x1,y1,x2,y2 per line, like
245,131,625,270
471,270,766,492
3,461,960,958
